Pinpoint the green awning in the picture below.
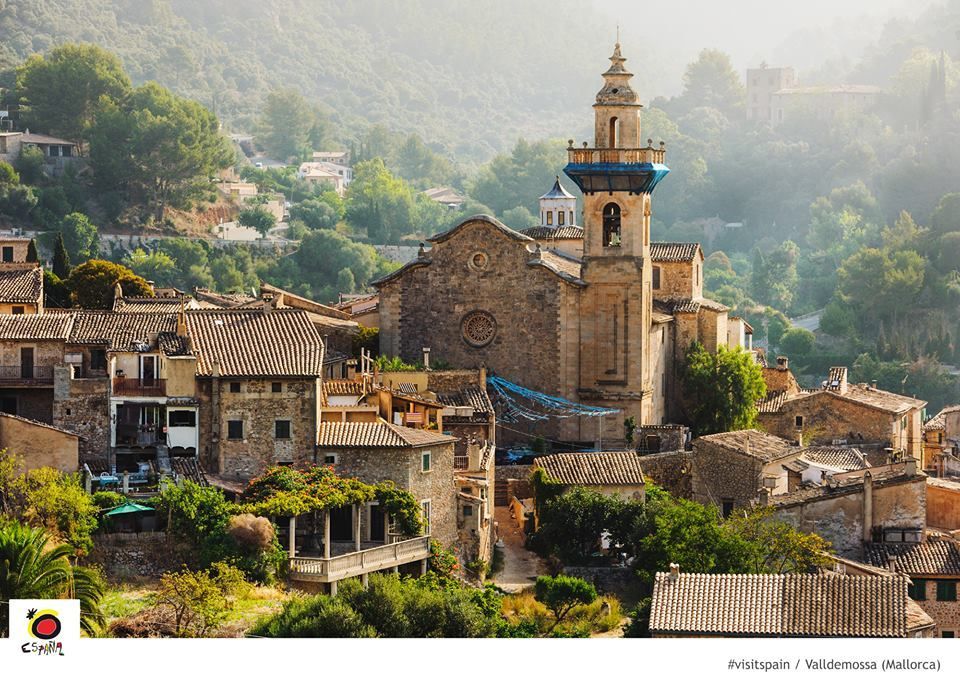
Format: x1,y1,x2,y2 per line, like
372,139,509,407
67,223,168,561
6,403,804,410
104,501,155,517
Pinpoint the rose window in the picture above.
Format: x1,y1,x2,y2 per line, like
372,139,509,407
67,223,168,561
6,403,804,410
461,311,497,347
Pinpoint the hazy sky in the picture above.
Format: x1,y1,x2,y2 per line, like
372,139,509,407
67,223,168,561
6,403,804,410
588,0,941,97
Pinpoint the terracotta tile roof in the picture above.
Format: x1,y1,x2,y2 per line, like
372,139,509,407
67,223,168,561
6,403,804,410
924,405,959,431
113,297,185,313
535,451,646,486
801,446,866,471
436,384,494,417
187,309,323,377
157,333,192,357
654,297,729,315
650,572,912,637
696,429,798,461
0,266,42,303
770,462,924,509
0,313,74,340
316,421,454,448
650,242,701,263
528,248,585,285
323,379,365,397
521,225,584,240
194,289,258,309
757,390,788,413
69,312,177,351
865,541,960,576
839,384,925,414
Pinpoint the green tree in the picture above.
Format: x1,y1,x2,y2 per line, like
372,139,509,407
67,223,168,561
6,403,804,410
673,49,745,119
66,259,153,310
124,248,178,286
501,205,538,229
726,507,832,574
89,82,234,221
250,593,374,638
533,575,597,634
0,161,18,186
777,327,816,358
930,192,960,239
52,233,72,280
533,487,623,564
679,342,766,435
256,89,321,161
468,139,567,216
154,562,247,638
345,158,416,242
238,204,276,238
0,522,105,636
16,43,131,143
59,212,100,264
25,238,38,263
836,247,926,325
290,198,338,229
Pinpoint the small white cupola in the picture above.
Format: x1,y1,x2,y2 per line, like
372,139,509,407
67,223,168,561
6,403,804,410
539,176,577,227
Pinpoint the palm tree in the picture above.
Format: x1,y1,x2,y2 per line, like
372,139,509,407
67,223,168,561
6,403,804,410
0,521,105,636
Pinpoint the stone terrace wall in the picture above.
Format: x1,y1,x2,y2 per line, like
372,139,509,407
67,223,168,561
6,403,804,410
87,532,194,580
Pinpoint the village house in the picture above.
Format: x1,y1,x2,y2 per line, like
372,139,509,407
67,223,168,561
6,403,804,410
0,236,42,315
758,365,926,463
297,160,351,196
534,451,647,502
423,186,465,211
923,405,960,475
926,476,960,535
771,461,927,559
649,566,935,637
865,540,960,638
374,43,753,448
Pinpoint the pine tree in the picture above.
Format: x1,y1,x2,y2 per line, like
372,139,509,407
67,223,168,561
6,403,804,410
52,233,72,279
25,239,38,263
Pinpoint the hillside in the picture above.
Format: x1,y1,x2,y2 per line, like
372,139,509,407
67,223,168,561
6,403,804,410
0,0,622,160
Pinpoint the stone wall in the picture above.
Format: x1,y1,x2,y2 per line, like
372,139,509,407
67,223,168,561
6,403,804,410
689,441,762,510
197,377,320,480
561,565,635,597
87,532,194,580
321,443,458,550
912,579,960,637
652,259,697,302
53,372,109,469
495,464,533,506
0,413,78,472
638,450,693,499
927,479,960,531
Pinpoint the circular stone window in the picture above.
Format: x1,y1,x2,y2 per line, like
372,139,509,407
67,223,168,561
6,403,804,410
468,251,490,272
461,310,497,348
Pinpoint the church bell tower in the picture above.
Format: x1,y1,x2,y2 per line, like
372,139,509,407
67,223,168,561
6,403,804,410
563,42,669,434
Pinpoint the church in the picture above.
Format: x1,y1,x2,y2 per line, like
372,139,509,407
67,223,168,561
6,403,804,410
374,43,747,446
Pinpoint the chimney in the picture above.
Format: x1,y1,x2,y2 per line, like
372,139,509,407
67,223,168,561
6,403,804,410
757,488,769,507
776,356,789,371
468,441,482,472
887,554,898,573
836,367,848,394
262,293,274,314
862,471,874,544
904,458,917,476
797,431,804,447
422,347,431,370
870,380,878,390
669,563,680,581
346,359,358,379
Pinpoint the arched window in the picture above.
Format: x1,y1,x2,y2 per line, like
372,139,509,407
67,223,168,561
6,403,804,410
609,116,620,147
602,203,621,247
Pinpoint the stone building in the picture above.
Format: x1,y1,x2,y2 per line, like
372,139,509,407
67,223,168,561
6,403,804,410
315,421,458,550
375,43,740,447
534,451,646,501
926,477,960,534
746,65,797,122
758,366,926,463
649,567,934,638
865,540,960,638
0,238,42,315
923,405,960,475
771,461,927,559
0,411,78,473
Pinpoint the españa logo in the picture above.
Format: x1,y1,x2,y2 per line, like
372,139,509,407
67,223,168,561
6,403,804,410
9,599,79,657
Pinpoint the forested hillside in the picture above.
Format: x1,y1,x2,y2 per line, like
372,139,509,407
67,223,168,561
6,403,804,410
0,0,613,160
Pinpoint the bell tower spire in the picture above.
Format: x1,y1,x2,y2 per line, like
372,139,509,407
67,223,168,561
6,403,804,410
593,41,641,148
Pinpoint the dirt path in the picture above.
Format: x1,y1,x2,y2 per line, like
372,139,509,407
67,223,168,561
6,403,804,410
492,505,548,593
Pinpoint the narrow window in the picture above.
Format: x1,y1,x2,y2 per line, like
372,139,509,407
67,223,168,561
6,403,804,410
1,246,13,262
721,500,734,518
652,266,661,290
558,210,565,225
275,420,291,439
609,116,619,147
795,416,803,428
227,420,243,440
421,451,431,472
421,500,432,534
602,203,621,247
272,382,282,393
546,210,553,225
463,505,473,517
229,382,241,393
90,349,107,371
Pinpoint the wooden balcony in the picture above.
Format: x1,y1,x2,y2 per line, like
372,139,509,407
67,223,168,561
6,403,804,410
113,377,166,396
289,535,431,583
567,146,665,165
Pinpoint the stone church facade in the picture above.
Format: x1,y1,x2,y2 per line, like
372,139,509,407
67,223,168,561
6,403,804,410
375,43,734,446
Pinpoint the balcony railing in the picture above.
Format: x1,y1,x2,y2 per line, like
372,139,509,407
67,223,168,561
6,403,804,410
0,365,54,383
113,377,166,396
453,455,469,470
289,535,431,583
567,146,665,165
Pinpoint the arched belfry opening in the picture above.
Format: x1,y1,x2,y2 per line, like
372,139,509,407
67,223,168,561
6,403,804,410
609,116,619,148
602,202,621,247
